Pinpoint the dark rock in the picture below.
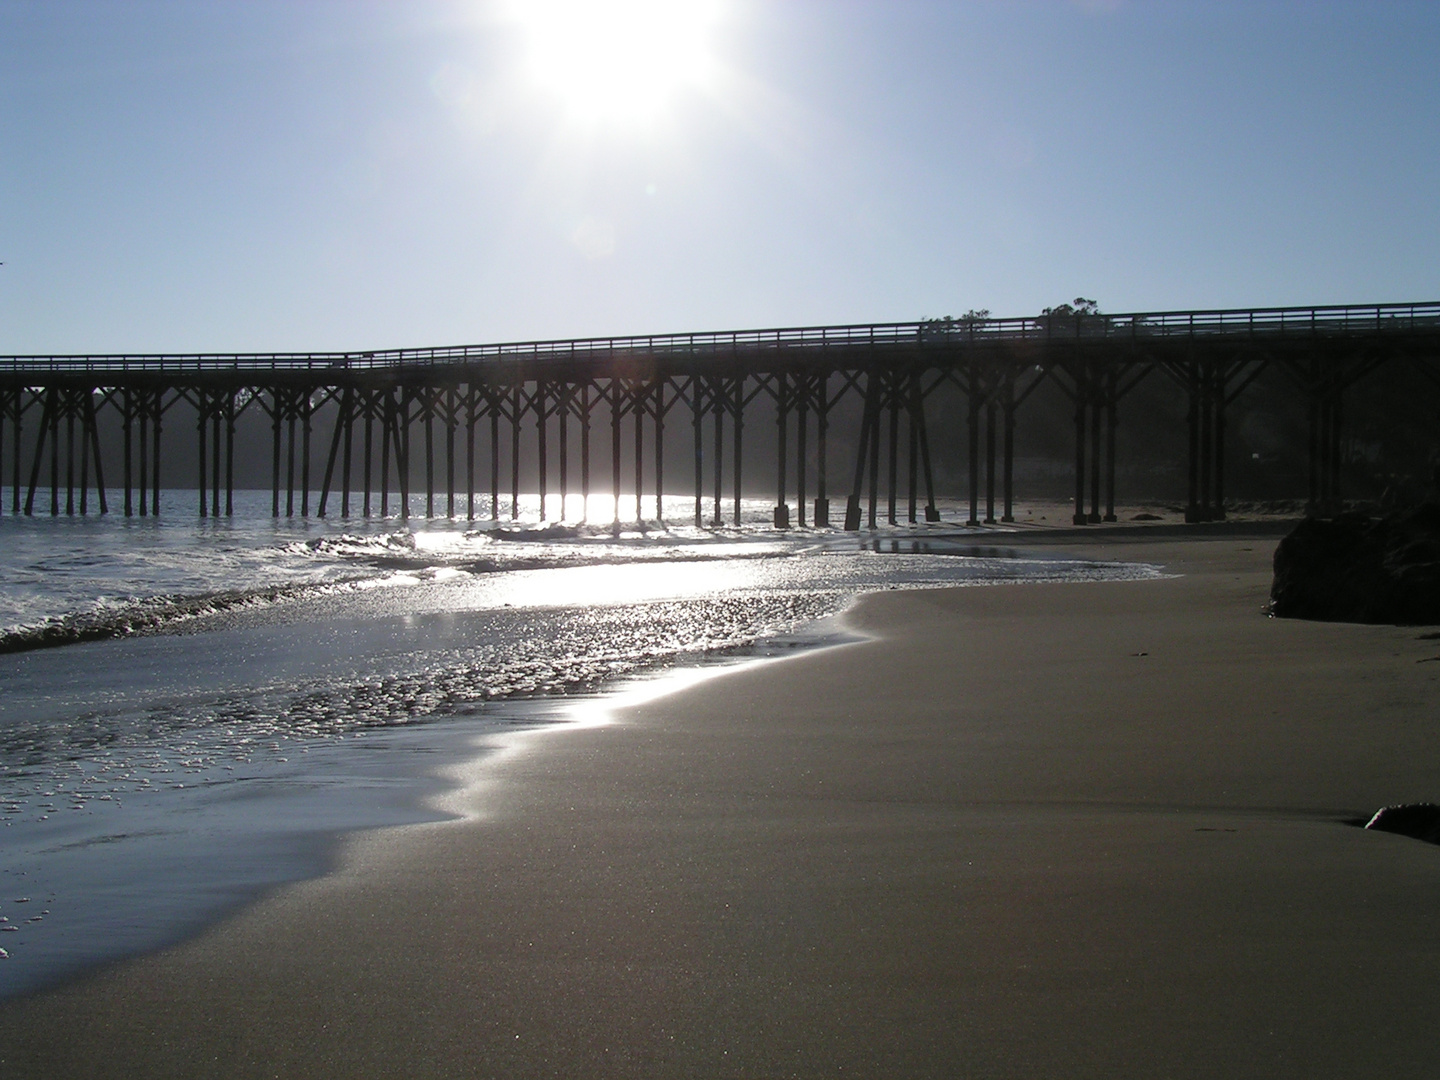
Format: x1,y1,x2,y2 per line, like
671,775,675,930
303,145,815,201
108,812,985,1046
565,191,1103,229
1364,804,1440,845
1269,505,1440,624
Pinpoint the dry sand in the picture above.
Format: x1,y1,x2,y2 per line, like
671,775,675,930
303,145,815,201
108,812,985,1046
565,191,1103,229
6,533,1440,1078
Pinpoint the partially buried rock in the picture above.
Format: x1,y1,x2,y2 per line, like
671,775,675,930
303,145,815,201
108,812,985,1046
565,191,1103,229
1269,504,1440,624
1364,804,1440,845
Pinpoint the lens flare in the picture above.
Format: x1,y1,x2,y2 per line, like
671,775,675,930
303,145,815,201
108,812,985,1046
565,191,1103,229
507,0,724,124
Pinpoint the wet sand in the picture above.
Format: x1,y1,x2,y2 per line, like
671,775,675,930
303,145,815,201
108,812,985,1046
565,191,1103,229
6,532,1440,1077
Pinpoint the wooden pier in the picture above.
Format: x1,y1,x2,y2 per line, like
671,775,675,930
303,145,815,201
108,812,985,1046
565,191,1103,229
2,301,1438,527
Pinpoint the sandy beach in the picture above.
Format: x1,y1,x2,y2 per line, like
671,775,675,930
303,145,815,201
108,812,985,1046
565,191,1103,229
5,530,1440,1078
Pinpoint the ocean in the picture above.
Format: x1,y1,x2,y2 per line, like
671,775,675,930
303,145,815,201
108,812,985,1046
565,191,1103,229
0,490,1157,998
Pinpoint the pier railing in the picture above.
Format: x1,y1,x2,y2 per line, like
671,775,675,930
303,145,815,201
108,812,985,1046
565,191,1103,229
4,301,1439,376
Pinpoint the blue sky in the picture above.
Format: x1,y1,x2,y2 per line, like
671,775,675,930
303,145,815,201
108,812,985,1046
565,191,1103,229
3,0,1438,352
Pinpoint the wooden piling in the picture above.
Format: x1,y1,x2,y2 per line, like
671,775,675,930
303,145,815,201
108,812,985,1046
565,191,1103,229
50,391,61,516
341,391,353,518
867,385,880,529
844,377,877,531
66,408,75,516
489,404,500,521
580,384,591,522
211,403,222,519
906,393,918,525
611,381,623,528
1104,370,1118,522
197,395,208,518
732,379,743,527
557,384,568,521
465,390,476,522
915,383,940,524
286,410,297,518
1072,375,1088,526
301,395,312,517
1001,375,1016,523
11,389,21,515
634,384,644,523
445,390,455,519
711,381,723,526
887,384,899,526
692,378,703,527
150,396,161,517
79,400,90,516
85,391,107,515
967,375,980,527
815,374,829,527
363,402,374,518
424,395,435,518
140,397,151,517
654,382,665,523
775,373,789,529
984,399,997,524
1215,374,1226,521
537,383,549,522
1089,397,1102,523
510,385,521,521
271,393,282,518
225,395,234,517
398,391,411,520
380,394,393,518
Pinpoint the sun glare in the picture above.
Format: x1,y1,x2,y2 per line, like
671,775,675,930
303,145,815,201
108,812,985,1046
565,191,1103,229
508,0,724,124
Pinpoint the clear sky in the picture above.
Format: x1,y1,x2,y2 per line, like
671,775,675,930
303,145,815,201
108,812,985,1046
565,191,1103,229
3,0,1438,353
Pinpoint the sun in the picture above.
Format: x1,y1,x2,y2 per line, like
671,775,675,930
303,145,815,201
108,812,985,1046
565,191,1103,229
507,0,724,125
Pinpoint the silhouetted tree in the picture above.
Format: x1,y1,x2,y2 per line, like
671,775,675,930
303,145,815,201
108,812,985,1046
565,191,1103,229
1035,297,1101,333
920,309,992,338
1040,297,1100,318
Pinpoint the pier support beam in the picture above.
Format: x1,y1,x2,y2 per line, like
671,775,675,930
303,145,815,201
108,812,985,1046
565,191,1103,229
10,389,21,515
1104,369,1118,522
815,374,830,527
967,374,981,527
538,383,550,522
692,379,704,527
796,378,808,527
511,385,522,521
362,398,374,518
845,377,878,531
910,379,940,523
711,380,724,527
654,382,666,523
580,384,592,522
1089,397,1102,523
611,381,623,530
886,382,899,526
732,379,744,527
1072,388,1088,527
445,390,456,519
557,384,569,521
341,392,353,519
465,391,476,521
636,385,648,527
490,401,500,521
1001,375,1016,523
774,374,790,529
984,399,997,524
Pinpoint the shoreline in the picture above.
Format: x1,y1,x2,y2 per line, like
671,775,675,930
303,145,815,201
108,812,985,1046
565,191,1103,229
0,533,1133,1001
0,612,862,1003
11,527,1440,1076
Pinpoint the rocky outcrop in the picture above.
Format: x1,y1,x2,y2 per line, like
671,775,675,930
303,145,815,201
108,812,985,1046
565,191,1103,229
1365,804,1440,845
1269,505,1440,624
